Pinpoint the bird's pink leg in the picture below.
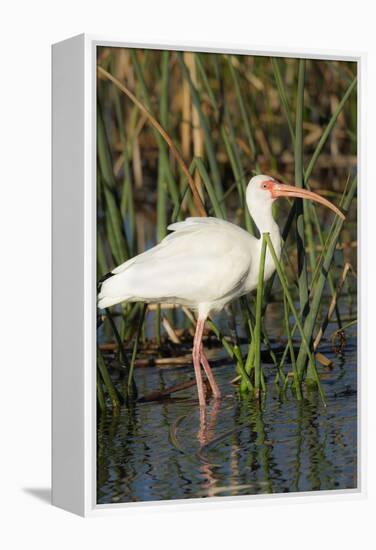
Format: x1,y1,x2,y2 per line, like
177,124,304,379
192,317,207,408
200,343,221,399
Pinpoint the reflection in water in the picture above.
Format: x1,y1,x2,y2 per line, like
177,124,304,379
197,399,221,446
97,337,357,504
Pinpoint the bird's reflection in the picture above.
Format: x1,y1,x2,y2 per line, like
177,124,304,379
197,398,222,446
196,399,222,495
195,395,277,496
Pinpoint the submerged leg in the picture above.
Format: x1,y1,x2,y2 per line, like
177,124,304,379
200,343,221,399
193,317,207,407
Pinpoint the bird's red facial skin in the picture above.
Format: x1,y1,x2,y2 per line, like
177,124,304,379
261,179,279,198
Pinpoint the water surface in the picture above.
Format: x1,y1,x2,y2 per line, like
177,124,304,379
97,333,357,504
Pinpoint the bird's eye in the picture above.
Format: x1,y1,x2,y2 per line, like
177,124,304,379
262,183,268,189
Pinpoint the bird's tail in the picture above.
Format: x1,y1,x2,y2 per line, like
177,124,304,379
98,295,125,309
97,271,131,310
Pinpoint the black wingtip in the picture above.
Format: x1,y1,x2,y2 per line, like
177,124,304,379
99,271,114,284
97,271,114,292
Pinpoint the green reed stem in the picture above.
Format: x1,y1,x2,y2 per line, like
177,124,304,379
112,77,136,253
228,56,257,156
170,159,196,223
97,371,106,413
206,317,253,391
207,319,235,359
156,304,162,347
105,308,130,370
97,350,120,410
307,202,342,328
97,107,130,265
223,107,254,233
264,234,326,406
97,229,109,279
195,54,219,110
295,59,309,322
97,103,117,189
102,181,129,265
194,158,225,219
271,57,295,145
245,339,255,375
254,235,268,395
154,55,169,324
283,294,302,399
296,177,357,379
128,304,147,397
157,51,169,242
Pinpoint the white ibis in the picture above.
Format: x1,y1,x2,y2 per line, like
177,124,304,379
98,174,344,407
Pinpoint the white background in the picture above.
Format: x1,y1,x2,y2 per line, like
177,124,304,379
1,0,375,548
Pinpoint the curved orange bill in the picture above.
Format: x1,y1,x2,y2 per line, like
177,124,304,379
271,182,345,220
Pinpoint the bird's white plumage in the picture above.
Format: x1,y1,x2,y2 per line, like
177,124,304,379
99,217,258,315
97,175,282,317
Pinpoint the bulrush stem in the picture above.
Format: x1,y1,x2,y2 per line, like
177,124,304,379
128,304,147,398
97,350,120,411
105,308,129,369
254,234,268,396
271,57,295,146
207,318,253,391
283,295,302,400
313,262,351,351
296,177,357,379
295,59,309,322
264,234,326,406
97,372,106,413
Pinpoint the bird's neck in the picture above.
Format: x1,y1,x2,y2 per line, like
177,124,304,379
249,201,279,238
248,201,282,282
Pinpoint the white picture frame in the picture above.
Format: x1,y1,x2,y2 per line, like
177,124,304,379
52,34,365,517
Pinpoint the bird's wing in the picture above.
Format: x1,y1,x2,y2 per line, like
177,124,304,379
112,217,249,274
166,216,243,235
99,217,255,307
